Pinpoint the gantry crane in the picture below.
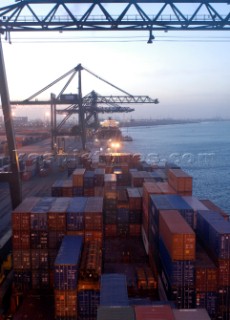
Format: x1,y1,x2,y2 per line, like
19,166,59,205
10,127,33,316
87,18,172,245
11,64,159,151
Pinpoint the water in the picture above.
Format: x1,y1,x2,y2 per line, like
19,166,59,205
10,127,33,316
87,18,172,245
121,120,230,215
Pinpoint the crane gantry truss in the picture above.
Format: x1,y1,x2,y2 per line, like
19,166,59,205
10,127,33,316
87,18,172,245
0,0,229,35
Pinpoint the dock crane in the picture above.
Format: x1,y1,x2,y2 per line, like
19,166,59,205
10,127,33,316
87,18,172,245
11,63,159,151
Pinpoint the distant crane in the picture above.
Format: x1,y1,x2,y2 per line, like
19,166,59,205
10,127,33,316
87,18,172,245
11,64,159,151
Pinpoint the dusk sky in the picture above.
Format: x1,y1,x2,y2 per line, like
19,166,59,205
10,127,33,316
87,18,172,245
0,1,230,120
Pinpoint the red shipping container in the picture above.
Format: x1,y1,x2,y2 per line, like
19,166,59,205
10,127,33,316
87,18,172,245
195,245,218,292
12,197,40,230
127,188,142,211
72,168,86,187
105,224,117,237
55,289,78,318
129,224,141,237
12,230,30,250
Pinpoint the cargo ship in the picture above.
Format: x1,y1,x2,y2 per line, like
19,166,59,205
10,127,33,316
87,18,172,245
1,151,230,320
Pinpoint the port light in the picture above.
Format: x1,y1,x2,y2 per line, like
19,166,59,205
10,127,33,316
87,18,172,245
110,142,120,149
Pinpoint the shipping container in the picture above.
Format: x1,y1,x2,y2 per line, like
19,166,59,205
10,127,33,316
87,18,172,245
197,210,230,260
66,197,88,231
12,197,40,230
97,306,135,320
200,199,230,221
167,168,193,194
159,237,195,287
72,168,86,187
48,197,70,231
55,289,78,318
54,235,83,290
159,210,196,261
182,196,209,229
100,274,128,306
134,305,175,320
173,308,211,320
195,244,218,292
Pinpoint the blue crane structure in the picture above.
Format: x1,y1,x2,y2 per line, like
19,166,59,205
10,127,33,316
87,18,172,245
0,0,228,208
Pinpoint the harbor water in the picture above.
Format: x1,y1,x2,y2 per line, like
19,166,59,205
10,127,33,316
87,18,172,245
121,120,230,215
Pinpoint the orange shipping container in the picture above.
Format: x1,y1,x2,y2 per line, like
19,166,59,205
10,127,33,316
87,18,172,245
72,168,86,187
127,188,142,211
159,210,196,261
156,181,177,195
12,197,40,231
55,289,78,318
143,182,161,212
167,168,193,193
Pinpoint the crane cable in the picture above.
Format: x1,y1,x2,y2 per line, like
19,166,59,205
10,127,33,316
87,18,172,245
83,66,134,97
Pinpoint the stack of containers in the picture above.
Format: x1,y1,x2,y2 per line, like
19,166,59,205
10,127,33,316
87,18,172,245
12,197,40,292
142,182,161,253
156,181,177,195
48,197,70,280
72,168,86,197
61,179,74,197
104,174,117,237
78,240,101,320
195,244,218,318
54,235,83,320
182,196,209,229
167,168,193,195
159,210,196,308
131,171,150,187
66,197,88,238
117,189,129,237
196,210,230,319
200,199,230,221
94,168,105,187
127,188,142,236
24,156,38,180
84,171,95,196
30,197,55,289
146,190,194,272
84,197,104,243
51,180,64,197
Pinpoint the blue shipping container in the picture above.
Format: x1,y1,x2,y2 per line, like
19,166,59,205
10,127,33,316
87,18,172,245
197,210,230,260
100,274,129,306
54,235,83,290
66,197,87,230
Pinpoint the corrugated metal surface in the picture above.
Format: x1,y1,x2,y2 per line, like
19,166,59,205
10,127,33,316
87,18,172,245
134,305,175,320
12,197,40,230
195,244,218,292
54,235,83,290
100,274,128,306
159,237,195,287
66,197,88,231
159,210,196,261
197,210,230,260
97,306,135,320
173,308,211,320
